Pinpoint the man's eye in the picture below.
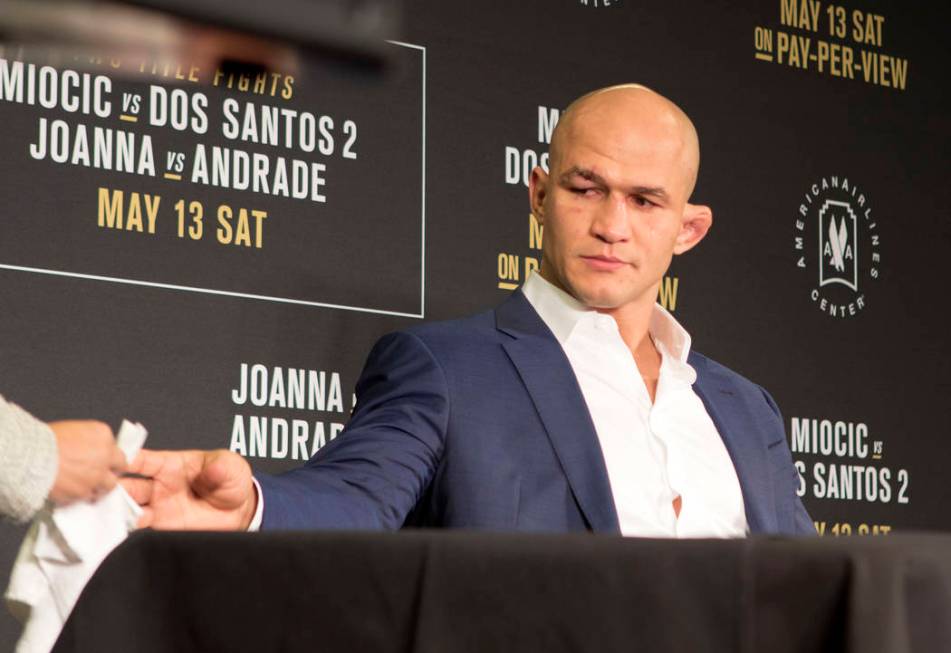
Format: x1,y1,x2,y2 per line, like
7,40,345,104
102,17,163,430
632,195,655,208
571,187,599,196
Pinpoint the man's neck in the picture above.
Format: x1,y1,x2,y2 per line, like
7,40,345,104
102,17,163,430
597,303,662,402
595,303,653,356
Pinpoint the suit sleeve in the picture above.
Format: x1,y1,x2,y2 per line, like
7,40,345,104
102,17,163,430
257,331,449,530
760,387,817,536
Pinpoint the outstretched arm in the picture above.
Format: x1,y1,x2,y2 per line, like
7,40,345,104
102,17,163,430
121,330,449,532
257,330,449,530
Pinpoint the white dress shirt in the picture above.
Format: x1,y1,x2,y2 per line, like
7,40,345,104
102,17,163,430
521,272,748,538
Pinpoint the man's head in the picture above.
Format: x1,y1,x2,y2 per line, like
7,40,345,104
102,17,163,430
529,84,712,314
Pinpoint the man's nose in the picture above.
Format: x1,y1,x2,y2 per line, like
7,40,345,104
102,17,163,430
590,194,632,243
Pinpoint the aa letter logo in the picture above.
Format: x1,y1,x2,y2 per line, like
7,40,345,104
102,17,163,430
819,200,858,291
793,176,881,319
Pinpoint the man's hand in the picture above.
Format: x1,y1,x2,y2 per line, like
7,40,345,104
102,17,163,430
121,449,257,531
49,420,127,505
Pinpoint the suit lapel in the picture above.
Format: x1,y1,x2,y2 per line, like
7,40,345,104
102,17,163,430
689,353,777,534
496,292,620,534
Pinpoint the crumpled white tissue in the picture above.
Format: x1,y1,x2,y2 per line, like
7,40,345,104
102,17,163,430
5,420,147,653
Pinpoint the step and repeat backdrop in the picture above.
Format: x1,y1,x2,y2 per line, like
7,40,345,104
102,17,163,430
1,0,948,646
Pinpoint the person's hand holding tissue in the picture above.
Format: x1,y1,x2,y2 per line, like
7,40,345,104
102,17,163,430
48,420,127,506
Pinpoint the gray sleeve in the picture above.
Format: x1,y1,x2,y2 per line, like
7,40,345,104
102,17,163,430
0,394,58,522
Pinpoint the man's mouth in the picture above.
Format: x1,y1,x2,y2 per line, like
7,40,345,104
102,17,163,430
580,255,626,271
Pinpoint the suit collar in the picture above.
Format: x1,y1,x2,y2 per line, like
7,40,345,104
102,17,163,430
495,287,552,339
496,291,621,534
689,352,778,534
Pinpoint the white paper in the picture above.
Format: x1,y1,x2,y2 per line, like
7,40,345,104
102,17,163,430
5,420,147,653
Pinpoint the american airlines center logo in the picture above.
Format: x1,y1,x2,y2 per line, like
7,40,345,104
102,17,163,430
793,176,882,318
820,200,858,290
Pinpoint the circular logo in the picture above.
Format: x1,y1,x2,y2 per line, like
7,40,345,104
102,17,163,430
793,176,882,318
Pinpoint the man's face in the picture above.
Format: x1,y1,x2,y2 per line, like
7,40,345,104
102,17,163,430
530,95,701,313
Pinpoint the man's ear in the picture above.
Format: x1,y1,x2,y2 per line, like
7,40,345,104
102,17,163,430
528,166,548,223
673,203,713,255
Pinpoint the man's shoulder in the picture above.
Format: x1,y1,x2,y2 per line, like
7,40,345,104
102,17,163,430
396,291,535,350
361,305,504,361
370,290,544,369
358,307,509,382
407,308,497,336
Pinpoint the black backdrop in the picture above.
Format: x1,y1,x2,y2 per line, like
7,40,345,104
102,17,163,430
2,0,949,647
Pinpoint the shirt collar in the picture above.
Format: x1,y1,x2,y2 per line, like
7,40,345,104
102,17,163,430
521,271,590,344
521,271,695,371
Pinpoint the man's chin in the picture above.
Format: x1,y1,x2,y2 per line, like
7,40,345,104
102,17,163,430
572,288,629,311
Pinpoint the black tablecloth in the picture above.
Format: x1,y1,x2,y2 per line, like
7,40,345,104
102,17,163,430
51,531,951,653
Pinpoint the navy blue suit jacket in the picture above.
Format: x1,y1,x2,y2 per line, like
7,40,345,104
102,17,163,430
259,291,814,535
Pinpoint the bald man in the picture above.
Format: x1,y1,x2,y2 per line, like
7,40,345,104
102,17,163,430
125,85,814,537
